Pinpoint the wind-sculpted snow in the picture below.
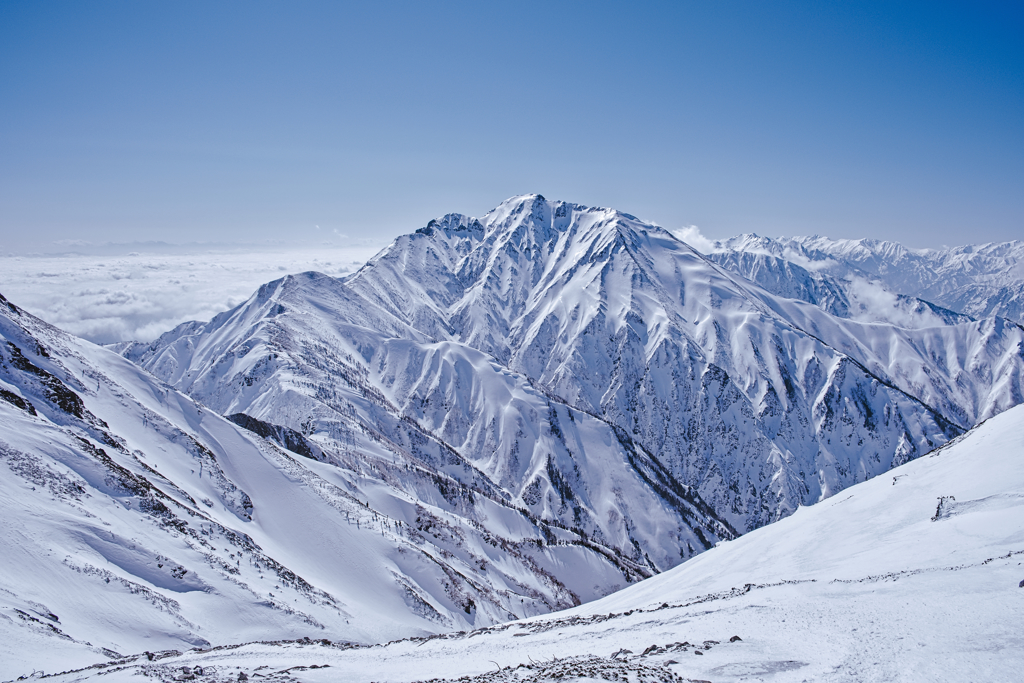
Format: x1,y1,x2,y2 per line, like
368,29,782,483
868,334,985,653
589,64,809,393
120,196,1023,547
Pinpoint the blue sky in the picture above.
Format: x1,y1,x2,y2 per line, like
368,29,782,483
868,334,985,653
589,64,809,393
1,0,1021,251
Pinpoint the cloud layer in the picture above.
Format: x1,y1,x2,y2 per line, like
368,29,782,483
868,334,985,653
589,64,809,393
0,246,379,344
668,225,715,254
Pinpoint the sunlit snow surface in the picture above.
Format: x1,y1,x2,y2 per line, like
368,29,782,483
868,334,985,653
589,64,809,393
33,404,1024,682
0,246,379,344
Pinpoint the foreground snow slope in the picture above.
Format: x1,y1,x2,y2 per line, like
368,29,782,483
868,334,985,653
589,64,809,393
1,290,699,679
42,402,1024,683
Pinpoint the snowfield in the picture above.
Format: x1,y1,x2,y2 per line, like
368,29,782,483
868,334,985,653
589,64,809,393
30,402,1024,682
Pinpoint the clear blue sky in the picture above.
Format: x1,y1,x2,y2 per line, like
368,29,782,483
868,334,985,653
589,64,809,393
1,0,1021,251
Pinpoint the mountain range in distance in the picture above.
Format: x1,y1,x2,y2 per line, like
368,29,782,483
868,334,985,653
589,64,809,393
704,232,1024,327
2,194,1022,680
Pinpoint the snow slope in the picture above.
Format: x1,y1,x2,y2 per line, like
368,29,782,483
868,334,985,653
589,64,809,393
36,400,1024,682
112,269,735,578
1,290,709,679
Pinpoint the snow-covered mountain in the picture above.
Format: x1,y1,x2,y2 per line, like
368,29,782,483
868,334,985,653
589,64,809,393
38,400,1024,682
118,195,1024,539
5,195,1024,679
2,288,718,678
706,233,1024,325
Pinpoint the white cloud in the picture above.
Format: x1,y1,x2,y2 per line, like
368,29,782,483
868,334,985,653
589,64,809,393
668,225,716,254
0,246,379,344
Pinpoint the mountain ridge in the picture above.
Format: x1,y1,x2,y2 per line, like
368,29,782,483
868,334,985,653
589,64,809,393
117,196,1024,540
706,232,1024,325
